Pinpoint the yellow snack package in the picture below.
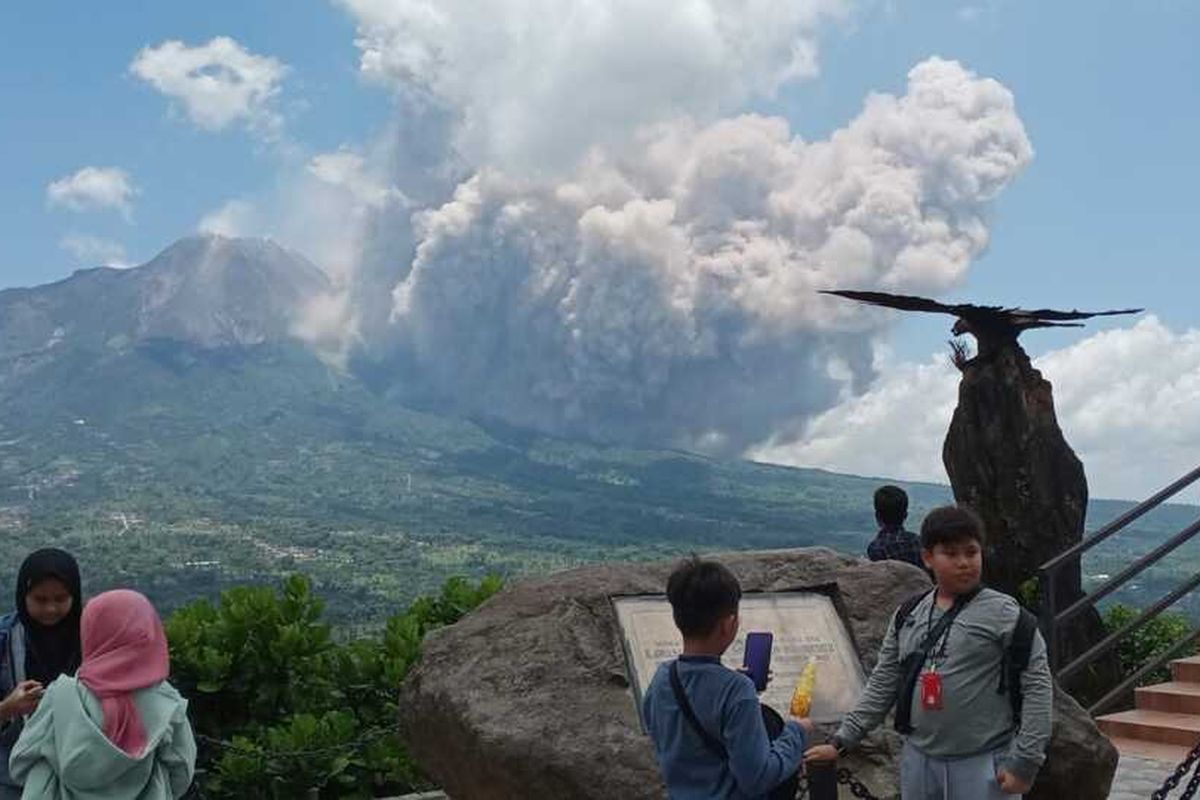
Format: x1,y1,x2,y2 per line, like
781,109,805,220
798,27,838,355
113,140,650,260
790,659,817,717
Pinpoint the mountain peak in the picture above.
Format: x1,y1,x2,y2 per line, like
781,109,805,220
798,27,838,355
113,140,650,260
0,235,335,356
146,235,329,286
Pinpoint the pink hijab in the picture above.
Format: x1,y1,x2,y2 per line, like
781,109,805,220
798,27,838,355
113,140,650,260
75,590,170,756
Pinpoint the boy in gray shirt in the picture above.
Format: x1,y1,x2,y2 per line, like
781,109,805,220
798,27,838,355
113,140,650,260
807,505,1053,799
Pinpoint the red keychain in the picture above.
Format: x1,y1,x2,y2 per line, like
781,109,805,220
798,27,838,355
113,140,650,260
920,671,944,710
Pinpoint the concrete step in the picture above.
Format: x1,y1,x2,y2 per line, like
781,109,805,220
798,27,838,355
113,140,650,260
1105,735,1193,764
1171,657,1200,683
1098,709,1200,748
1137,682,1200,715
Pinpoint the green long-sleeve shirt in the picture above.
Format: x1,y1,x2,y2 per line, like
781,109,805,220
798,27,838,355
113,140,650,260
835,587,1053,784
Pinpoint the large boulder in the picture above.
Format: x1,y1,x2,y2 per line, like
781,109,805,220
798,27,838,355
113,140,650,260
1028,686,1120,800
398,548,1116,799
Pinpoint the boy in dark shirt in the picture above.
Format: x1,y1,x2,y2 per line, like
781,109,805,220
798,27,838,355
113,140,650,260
866,485,923,570
642,557,811,799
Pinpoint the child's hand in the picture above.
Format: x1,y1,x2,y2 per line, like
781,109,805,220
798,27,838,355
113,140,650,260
996,769,1031,795
2,680,44,717
804,744,839,763
793,717,814,736
735,666,773,692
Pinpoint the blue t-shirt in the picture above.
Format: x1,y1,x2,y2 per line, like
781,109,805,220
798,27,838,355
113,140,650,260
642,655,806,800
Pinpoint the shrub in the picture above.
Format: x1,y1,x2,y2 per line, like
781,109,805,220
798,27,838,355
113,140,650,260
168,574,502,798
1103,603,1193,687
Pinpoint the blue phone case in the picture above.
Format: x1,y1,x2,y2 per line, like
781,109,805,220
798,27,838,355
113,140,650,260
743,631,772,691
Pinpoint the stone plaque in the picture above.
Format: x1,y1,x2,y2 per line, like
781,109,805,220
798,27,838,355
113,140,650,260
613,591,866,725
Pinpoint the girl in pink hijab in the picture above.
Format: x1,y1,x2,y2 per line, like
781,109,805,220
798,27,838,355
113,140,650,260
9,590,196,799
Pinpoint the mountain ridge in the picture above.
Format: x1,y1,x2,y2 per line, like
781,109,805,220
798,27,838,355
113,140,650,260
0,235,1194,621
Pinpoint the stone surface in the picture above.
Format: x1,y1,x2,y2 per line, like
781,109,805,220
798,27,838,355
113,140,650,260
1109,753,1188,800
1027,686,1120,800
398,548,1119,800
398,548,926,800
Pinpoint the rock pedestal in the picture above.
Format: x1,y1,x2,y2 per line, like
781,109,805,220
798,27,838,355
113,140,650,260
398,548,1117,799
944,345,1118,696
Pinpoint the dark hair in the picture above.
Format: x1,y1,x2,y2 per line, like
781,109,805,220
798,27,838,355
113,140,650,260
873,485,909,526
15,548,83,685
666,556,742,638
920,505,985,550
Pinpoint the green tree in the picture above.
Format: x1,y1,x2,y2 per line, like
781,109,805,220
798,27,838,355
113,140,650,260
167,574,501,798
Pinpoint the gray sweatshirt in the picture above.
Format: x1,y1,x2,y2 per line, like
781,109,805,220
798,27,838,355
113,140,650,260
835,587,1053,783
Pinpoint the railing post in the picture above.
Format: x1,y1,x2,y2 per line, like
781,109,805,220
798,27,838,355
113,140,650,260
1039,567,1059,672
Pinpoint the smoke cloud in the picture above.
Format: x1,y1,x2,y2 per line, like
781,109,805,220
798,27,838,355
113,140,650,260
337,0,851,172
384,59,1032,451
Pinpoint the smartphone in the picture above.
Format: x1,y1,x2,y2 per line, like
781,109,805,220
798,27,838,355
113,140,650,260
742,631,773,692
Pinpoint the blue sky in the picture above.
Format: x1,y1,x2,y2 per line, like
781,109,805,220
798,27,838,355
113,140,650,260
2,1,1198,500
2,1,1196,362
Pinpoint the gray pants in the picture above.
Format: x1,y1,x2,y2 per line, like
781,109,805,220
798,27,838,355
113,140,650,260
900,742,1014,800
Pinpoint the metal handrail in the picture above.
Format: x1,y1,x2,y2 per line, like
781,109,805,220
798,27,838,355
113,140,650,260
1088,627,1200,717
1056,517,1200,630
1041,465,1200,573
1039,467,1200,676
1058,565,1200,682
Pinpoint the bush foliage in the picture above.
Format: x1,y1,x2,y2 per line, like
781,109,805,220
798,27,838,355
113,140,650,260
167,574,502,798
1103,603,1193,687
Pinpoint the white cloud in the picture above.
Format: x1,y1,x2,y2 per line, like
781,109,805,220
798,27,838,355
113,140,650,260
130,37,288,136
751,351,958,483
307,148,410,210
1039,317,1200,502
46,167,137,218
754,317,1200,503
337,0,852,171
59,234,132,268
388,58,1032,450
198,199,260,238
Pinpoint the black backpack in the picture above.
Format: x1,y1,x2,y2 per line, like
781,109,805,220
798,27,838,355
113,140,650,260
890,589,1038,731
669,661,800,800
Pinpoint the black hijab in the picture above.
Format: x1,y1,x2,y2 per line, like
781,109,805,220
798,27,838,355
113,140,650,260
15,548,83,684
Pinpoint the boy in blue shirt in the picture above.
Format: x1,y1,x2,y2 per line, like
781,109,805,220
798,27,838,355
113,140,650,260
642,557,811,799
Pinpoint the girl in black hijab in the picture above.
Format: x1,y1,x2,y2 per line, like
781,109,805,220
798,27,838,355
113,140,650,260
0,548,83,798
14,548,83,684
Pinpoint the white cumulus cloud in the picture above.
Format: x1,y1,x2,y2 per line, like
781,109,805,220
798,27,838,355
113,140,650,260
755,317,1200,503
46,167,137,218
337,0,852,171
130,37,288,136
59,234,132,268
388,58,1032,451
198,199,260,238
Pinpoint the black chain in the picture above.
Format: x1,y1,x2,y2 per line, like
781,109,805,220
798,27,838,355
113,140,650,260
1182,761,1200,800
796,768,882,800
1154,737,1200,800
838,767,883,800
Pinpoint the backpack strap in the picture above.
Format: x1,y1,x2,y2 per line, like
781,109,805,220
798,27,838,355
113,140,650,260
998,607,1038,724
669,660,728,760
893,587,980,734
892,589,934,640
